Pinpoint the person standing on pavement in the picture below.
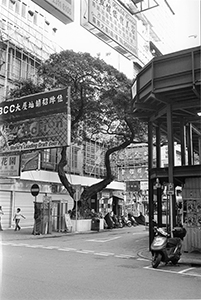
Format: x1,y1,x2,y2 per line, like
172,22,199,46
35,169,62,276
13,208,26,231
0,206,4,231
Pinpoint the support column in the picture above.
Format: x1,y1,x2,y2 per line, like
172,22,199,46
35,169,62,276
186,123,193,165
167,104,175,234
199,138,201,164
180,119,186,166
156,124,161,168
155,124,162,227
148,121,154,248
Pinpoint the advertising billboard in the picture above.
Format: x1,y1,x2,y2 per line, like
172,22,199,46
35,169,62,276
0,113,70,153
0,88,71,153
81,0,138,60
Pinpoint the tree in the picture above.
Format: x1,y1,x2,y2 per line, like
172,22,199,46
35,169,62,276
8,50,147,217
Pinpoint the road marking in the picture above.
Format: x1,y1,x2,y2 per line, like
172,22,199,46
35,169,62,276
42,246,59,250
137,258,150,262
26,244,44,248
94,252,114,256
76,250,95,254
86,236,121,243
178,267,195,274
1,242,140,261
58,247,76,251
144,265,183,275
115,254,136,259
144,265,201,278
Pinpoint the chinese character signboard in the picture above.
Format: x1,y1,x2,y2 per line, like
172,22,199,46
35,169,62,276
0,88,71,153
0,88,68,122
32,0,74,24
0,155,20,176
81,0,137,60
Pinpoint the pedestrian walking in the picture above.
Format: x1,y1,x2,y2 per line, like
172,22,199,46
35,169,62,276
0,206,4,231
13,208,26,231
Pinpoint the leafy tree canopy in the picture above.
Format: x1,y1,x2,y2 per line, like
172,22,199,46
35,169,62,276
8,49,147,217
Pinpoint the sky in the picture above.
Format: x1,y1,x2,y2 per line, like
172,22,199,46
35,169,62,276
54,0,200,78
167,0,200,51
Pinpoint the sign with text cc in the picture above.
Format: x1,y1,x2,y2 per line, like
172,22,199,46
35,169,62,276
0,87,71,153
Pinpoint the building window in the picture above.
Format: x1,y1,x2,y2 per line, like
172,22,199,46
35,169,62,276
43,149,51,163
9,0,15,10
38,14,44,29
33,11,38,25
21,2,27,18
15,0,20,14
2,0,7,6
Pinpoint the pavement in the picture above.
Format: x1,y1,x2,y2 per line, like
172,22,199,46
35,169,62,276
0,226,201,266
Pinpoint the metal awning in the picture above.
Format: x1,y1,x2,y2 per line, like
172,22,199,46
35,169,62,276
132,46,201,153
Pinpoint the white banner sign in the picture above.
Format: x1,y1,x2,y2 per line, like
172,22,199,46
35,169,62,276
0,155,20,176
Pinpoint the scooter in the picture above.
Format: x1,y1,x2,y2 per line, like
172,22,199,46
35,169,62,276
128,213,138,226
112,214,123,228
151,226,186,268
121,215,132,227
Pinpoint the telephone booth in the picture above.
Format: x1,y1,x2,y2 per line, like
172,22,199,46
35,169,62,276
33,200,52,235
52,200,68,232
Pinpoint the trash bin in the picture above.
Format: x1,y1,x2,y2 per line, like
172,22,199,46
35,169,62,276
91,218,100,231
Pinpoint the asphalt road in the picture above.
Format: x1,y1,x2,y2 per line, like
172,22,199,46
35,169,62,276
1,227,201,300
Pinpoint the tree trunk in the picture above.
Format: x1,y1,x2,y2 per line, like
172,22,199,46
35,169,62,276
58,146,75,199
80,139,132,202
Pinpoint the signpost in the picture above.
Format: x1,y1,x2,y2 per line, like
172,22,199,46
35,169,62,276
31,184,40,235
31,184,40,197
167,183,174,237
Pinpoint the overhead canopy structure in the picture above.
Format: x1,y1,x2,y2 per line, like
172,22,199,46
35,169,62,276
132,46,201,160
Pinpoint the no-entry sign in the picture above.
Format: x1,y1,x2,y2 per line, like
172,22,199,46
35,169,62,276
31,184,40,197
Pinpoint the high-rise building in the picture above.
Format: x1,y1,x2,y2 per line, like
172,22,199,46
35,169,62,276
0,0,62,102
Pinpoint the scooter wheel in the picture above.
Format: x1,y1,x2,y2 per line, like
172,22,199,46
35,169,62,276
152,253,162,268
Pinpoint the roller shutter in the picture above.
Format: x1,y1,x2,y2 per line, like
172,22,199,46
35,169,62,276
0,191,12,229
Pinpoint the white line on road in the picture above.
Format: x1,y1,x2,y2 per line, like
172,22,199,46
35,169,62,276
94,252,114,256
144,265,201,278
58,247,77,251
115,254,136,259
76,250,95,254
144,265,181,275
178,267,195,274
86,236,121,243
26,244,44,248
42,246,59,250
137,258,150,262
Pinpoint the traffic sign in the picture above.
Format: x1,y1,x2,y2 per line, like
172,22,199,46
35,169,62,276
167,183,174,195
31,184,40,197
